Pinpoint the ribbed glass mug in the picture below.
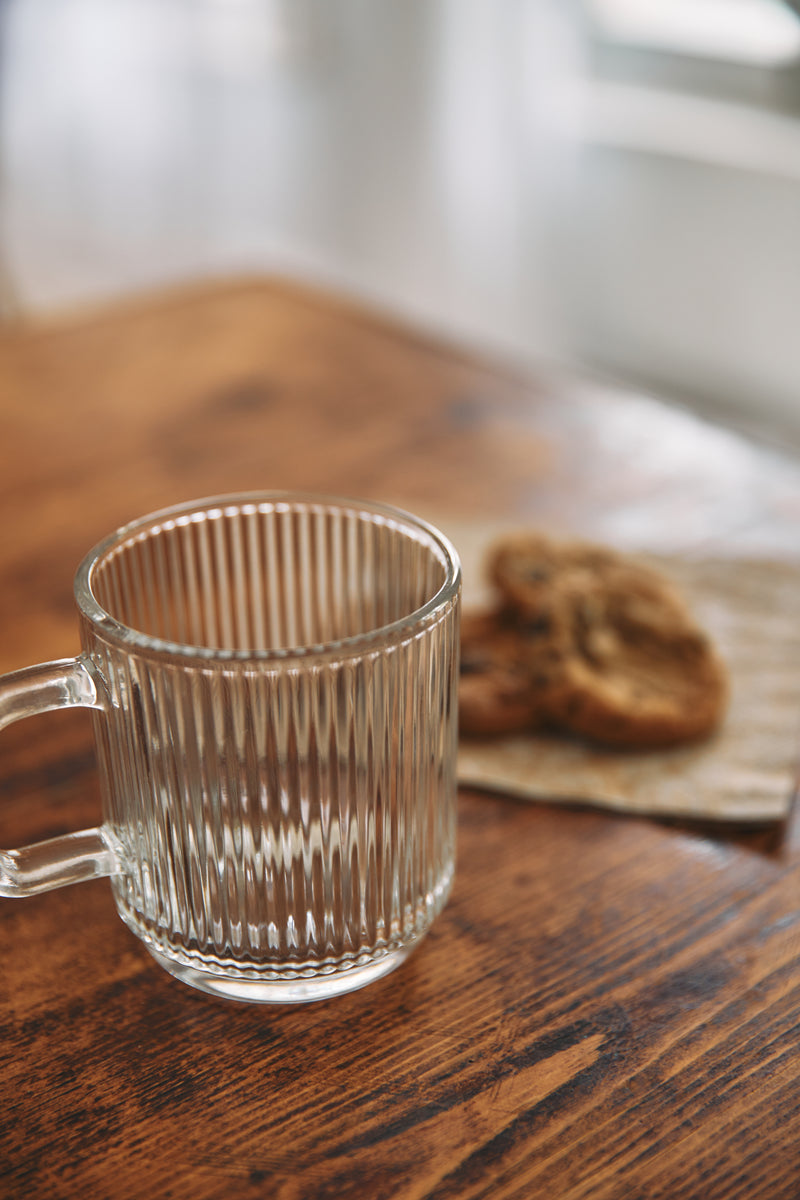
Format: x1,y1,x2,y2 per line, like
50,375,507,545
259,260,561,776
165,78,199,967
0,494,461,1003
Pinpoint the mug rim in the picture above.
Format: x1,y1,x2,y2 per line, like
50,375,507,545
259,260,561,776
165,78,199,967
74,491,462,664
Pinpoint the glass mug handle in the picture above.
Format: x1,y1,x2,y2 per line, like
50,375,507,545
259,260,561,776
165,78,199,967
0,656,122,897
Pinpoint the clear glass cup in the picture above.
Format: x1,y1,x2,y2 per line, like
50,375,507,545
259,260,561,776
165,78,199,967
0,493,461,1003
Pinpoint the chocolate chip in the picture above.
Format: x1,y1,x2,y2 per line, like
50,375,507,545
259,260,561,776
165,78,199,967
520,614,552,638
523,566,550,582
460,656,487,676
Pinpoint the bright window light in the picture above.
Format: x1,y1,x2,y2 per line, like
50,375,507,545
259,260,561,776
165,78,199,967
588,0,800,66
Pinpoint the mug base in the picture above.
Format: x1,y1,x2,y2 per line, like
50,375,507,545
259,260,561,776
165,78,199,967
145,942,417,1004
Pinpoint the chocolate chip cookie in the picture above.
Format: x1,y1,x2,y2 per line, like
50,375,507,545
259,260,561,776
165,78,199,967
460,532,728,748
460,614,573,734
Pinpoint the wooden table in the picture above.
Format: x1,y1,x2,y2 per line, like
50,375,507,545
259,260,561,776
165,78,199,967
1,279,799,1199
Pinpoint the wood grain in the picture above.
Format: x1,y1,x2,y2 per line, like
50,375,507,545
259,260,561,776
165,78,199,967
1,278,800,1199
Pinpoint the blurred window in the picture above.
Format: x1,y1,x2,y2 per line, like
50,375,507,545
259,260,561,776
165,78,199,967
588,0,800,68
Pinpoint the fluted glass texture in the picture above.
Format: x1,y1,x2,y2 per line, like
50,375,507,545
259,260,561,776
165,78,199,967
75,495,460,1002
